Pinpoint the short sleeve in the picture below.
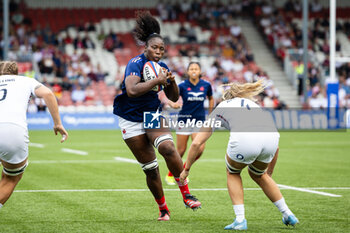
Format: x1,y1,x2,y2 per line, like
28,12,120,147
207,83,213,97
26,77,42,97
125,61,142,78
208,105,230,130
178,83,184,97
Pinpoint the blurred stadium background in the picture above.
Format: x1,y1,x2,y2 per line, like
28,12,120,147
1,0,350,130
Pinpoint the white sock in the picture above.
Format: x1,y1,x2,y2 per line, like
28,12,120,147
233,204,245,222
0,203,3,209
273,198,293,219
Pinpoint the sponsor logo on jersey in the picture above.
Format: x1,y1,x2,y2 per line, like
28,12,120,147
187,91,204,101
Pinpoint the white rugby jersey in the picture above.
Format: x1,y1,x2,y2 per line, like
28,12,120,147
209,97,278,133
0,75,41,129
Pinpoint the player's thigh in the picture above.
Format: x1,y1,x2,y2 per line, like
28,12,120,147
124,134,156,164
1,159,28,170
0,123,29,165
226,154,247,170
191,133,206,148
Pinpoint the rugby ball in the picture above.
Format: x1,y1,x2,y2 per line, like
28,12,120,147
143,61,163,92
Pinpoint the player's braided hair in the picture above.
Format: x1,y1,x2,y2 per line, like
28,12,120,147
134,11,162,45
0,61,18,75
222,79,265,101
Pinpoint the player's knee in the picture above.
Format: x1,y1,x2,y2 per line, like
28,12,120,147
154,134,173,150
155,134,176,158
144,167,159,180
248,164,266,180
2,161,28,177
139,158,158,172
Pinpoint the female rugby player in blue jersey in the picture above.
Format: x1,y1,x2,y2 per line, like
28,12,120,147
113,12,201,221
165,62,214,185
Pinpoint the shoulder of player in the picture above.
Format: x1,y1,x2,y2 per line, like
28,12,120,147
199,79,212,86
178,80,187,86
129,54,144,64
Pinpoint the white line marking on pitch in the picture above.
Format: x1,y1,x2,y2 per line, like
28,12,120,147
30,160,116,164
61,148,88,156
278,184,342,197
14,187,349,194
29,158,224,164
28,143,44,148
114,157,138,164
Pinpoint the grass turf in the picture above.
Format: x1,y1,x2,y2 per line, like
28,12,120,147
0,130,349,232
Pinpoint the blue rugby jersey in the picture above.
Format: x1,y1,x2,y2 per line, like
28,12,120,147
178,79,213,122
113,53,169,122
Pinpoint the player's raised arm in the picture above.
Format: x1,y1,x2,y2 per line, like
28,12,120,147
34,85,68,143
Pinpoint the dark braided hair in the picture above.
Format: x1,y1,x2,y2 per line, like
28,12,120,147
0,61,18,75
134,11,162,45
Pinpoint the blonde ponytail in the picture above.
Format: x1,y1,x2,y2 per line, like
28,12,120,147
222,79,265,101
0,61,18,75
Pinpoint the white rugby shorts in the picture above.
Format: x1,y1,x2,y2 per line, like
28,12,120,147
118,116,145,140
0,123,29,164
226,132,280,164
176,125,200,135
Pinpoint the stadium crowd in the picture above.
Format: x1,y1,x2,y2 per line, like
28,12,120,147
253,0,350,108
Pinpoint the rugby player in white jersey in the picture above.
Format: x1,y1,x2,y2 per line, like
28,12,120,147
0,61,68,210
180,79,299,230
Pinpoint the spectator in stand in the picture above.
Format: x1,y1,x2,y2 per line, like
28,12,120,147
230,23,241,38
179,44,188,56
74,35,85,49
61,76,73,91
71,84,86,105
308,65,320,87
52,78,62,100
178,24,188,39
157,0,168,21
339,75,350,108
84,85,96,105
187,27,197,43
310,0,322,13
222,42,234,58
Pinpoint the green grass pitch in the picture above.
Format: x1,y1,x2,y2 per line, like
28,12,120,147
0,130,349,232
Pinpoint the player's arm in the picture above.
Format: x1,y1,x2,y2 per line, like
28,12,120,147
163,70,179,102
168,97,182,109
125,71,168,98
34,85,68,143
267,147,279,176
179,128,213,184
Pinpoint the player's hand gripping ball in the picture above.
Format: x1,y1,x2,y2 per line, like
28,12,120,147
143,61,164,92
